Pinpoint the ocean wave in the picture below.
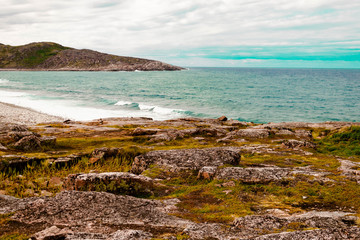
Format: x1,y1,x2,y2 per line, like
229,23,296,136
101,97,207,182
115,100,187,118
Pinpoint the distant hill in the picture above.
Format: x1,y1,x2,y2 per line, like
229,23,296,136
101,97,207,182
0,42,183,71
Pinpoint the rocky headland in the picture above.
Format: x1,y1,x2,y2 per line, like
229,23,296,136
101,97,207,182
0,110,360,239
0,42,183,71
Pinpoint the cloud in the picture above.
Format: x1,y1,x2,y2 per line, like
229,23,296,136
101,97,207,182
0,0,359,67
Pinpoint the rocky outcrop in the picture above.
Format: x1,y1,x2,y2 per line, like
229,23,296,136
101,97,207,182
131,147,241,175
64,172,165,197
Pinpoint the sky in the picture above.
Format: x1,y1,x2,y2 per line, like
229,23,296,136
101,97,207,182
1,0,360,68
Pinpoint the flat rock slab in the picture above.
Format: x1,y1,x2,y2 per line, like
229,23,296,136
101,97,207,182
233,211,357,237
198,166,331,183
7,191,190,234
131,147,241,175
64,172,166,197
253,227,360,240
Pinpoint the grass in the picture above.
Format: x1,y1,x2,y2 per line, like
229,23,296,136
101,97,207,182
316,126,360,157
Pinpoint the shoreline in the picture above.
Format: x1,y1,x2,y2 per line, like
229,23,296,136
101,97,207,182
0,101,64,125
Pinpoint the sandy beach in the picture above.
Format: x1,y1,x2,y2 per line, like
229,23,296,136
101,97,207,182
0,101,64,125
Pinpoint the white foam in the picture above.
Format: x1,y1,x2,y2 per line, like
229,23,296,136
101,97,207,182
114,100,133,106
0,79,10,84
0,90,187,121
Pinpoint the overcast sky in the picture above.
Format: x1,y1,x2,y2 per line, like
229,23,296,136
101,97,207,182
1,0,359,68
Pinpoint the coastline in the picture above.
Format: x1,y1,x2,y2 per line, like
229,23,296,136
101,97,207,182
0,101,64,125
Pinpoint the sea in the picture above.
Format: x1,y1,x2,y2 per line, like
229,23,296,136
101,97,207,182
0,68,359,123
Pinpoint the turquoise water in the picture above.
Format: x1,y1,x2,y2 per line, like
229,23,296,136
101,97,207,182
0,68,359,122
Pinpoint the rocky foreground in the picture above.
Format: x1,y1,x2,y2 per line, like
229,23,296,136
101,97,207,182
0,117,360,239
0,42,183,71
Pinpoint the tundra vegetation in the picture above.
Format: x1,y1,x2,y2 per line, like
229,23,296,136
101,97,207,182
0,118,359,239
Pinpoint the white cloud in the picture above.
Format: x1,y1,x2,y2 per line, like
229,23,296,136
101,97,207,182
0,0,359,65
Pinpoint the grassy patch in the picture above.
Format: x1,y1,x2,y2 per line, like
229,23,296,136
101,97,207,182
316,126,360,157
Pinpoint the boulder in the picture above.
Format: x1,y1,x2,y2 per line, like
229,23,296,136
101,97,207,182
12,135,42,151
197,166,217,180
89,147,123,163
217,116,228,121
7,131,40,142
132,127,159,136
131,147,241,175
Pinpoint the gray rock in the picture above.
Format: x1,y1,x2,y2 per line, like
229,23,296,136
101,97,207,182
89,147,123,163
282,139,316,149
338,159,360,183
229,128,270,139
233,211,357,235
131,147,241,175
215,166,291,183
8,130,40,142
0,194,22,214
12,135,42,151
132,127,159,136
213,166,331,183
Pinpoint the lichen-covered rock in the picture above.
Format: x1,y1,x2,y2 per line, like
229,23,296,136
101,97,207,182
10,191,191,234
131,147,241,175
233,211,357,236
282,139,316,149
228,128,270,139
64,172,162,197
108,229,153,240
214,166,331,183
215,166,291,183
253,227,360,240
